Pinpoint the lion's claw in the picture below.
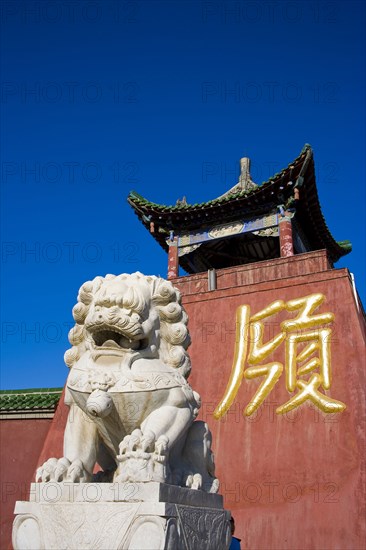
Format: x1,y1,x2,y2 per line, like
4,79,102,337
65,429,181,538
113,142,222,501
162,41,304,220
128,429,142,451
186,473,202,490
36,457,91,483
155,435,169,456
67,459,89,482
53,457,71,481
118,429,152,456
115,431,170,483
141,430,155,452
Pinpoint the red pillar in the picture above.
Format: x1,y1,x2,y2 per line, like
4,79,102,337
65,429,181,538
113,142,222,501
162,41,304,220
167,237,179,279
279,214,294,257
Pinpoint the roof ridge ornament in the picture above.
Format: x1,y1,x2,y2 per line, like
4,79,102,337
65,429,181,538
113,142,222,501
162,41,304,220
219,156,257,199
238,157,257,190
175,196,187,206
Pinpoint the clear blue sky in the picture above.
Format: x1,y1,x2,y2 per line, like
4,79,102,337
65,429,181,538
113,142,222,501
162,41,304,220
1,0,365,390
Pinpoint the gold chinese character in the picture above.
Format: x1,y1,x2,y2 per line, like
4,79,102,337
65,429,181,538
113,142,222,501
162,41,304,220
214,294,346,419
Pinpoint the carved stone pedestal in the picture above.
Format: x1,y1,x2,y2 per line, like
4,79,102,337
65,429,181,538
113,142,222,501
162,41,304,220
13,482,231,550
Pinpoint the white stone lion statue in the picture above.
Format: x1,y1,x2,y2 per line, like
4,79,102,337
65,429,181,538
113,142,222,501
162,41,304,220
36,273,219,493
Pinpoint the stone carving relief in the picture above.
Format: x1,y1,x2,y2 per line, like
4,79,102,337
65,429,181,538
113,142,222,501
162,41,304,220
13,498,231,550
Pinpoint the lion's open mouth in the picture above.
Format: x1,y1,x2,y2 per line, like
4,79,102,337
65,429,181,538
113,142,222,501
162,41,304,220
93,330,126,348
89,327,145,351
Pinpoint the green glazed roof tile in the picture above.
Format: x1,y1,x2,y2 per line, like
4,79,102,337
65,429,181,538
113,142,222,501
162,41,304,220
0,388,63,412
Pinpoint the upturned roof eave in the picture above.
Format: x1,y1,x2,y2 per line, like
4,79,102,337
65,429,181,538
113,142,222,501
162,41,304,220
296,153,351,262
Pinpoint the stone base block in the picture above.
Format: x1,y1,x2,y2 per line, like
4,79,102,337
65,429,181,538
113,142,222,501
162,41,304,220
13,483,231,550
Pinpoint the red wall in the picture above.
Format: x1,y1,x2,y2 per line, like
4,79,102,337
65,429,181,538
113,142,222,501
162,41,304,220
173,250,366,550
0,418,52,548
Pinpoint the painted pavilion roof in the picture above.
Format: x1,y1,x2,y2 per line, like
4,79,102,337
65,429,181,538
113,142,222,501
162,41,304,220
127,145,351,270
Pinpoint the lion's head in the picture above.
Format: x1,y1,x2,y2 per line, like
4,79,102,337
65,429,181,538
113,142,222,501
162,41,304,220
64,272,191,378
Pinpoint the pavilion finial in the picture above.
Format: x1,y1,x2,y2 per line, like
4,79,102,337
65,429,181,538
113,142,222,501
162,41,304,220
238,157,255,191
219,155,257,198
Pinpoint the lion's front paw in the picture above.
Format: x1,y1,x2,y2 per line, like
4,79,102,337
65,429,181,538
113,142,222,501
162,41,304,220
115,430,170,483
36,458,70,482
67,459,91,482
186,473,202,490
35,458,91,482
